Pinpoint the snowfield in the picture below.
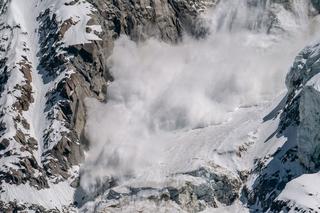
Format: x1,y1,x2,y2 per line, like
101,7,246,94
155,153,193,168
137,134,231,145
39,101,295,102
1,0,320,212
277,172,320,212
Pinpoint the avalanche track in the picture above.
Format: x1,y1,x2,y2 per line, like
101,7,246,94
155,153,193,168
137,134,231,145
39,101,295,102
1,0,320,212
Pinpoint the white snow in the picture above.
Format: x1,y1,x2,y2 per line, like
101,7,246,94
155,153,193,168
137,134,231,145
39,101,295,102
1,0,320,212
306,72,320,92
276,172,320,212
54,0,102,45
0,181,75,210
202,202,249,213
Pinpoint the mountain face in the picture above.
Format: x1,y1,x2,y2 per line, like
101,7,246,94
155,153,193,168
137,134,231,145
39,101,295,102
0,0,320,212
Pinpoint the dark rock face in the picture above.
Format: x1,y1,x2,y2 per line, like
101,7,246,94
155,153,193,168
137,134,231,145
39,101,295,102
88,0,214,45
281,43,320,169
244,139,305,212
312,0,320,11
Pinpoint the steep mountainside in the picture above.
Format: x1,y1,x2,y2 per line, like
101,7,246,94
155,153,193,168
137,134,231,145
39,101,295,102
0,0,215,211
0,0,320,212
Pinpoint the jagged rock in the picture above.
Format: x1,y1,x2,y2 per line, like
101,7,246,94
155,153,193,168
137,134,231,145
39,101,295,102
298,86,320,168
0,139,9,151
183,164,242,205
27,137,37,149
13,130,26,145
83,163,242,212
281,42,320,170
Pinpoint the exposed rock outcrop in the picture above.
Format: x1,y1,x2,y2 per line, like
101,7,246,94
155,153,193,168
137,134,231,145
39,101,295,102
80,163,242,212
282,42,320,170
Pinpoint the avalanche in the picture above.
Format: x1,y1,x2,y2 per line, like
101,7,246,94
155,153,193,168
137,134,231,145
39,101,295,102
1,0,320,212
82,0,320,212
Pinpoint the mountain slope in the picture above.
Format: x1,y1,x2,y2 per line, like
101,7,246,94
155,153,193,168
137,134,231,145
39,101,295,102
0,0,320,212
0,0,215,211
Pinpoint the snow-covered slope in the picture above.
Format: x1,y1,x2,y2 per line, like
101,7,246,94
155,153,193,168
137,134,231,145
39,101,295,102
0,0,104,211
1,0,320,212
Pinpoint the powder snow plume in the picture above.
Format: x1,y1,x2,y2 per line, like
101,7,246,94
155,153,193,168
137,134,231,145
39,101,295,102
80,0,317,193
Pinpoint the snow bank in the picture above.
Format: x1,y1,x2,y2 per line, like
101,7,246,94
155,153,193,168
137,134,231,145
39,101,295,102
276,172,320,212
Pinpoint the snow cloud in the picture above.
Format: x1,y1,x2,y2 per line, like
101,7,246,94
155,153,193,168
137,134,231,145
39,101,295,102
80,0,316,193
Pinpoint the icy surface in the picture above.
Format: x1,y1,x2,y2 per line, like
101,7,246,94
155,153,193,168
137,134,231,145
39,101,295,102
277,173,320,211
